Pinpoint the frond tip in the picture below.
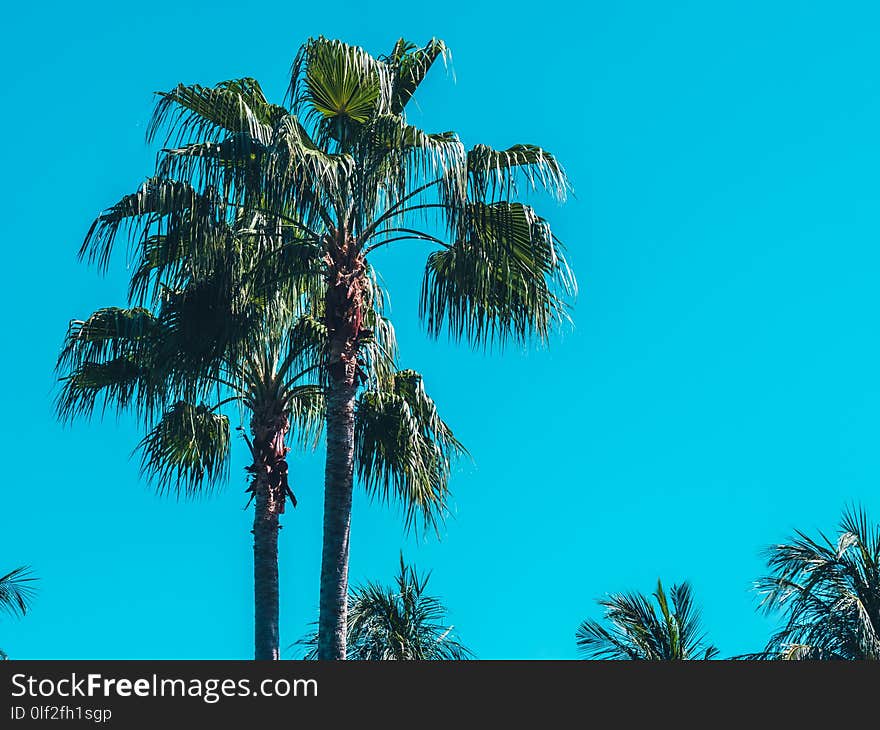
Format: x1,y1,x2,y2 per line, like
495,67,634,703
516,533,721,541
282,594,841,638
355,370,465,531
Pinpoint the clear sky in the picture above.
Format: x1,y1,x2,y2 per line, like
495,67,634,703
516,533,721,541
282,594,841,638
3,0,880,659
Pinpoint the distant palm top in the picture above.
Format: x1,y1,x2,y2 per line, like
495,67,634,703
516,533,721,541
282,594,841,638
299,556,472,660
576,580,718,660
756,506,880,660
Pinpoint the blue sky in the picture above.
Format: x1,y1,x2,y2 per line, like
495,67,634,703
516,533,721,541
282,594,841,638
3,0,880,659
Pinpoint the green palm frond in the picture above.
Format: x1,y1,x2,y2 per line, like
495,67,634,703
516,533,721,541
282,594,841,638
56,357,153,423
57,307,159,372
756,506,880,660
148,78,285,148
465,143,570,203
355,370,464,531
290,37,391,139
137,401,231,497
80,178,224,272
576,579,718,660
0,567,37,619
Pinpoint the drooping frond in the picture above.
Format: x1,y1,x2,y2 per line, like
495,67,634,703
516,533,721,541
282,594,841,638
136,401,231,498
360,117,465,232
80,178,224,271
465,143,570,203
57,307,159,372
56,357,153,424
0,567,37,619
148,78,285,148
421,202,574,346
281,384,325,450
577,580,718,660
355,370,465,531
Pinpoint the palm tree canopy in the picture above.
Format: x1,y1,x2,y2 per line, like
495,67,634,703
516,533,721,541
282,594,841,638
756,506,880,660
81,36,576,351
298,555,472,660
576,579,718,660
57,240,461,526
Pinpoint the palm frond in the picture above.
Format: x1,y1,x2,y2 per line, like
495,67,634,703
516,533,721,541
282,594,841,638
465,143,570,203
296,555,472,660
577,580,718,660
756,505,880,660
148,78,284,148
136,401,231,498
355,369,465,531
383,38,450,115
421,202,575,346
0,567,37,619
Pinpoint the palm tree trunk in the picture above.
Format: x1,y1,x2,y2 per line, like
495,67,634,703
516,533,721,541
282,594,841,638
250,408,290,661
318,234,364,660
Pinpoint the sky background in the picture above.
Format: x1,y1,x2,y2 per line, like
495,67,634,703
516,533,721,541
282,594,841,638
3,0,880,659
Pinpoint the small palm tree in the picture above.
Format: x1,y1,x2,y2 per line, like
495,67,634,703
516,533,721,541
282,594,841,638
1,567,37,659
82,36,575,658
576,580,718,660
298,556,471,660
756,506,880,660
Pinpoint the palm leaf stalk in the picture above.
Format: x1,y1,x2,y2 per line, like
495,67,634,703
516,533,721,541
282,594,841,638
576,579,718,660
755,506,880,660
81,36,566,658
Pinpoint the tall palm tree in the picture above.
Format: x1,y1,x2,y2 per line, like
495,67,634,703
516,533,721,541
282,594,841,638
60,197,460,658
79,37,574,658
576,580,719,660
298,555,472,660
1,566,37,659
755,506,880,660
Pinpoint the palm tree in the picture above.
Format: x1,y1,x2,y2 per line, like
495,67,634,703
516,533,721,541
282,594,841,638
1,566,37,659
576,579,718,660
79,37,574,658
60,198,460,658
755,506,880,660
298,555,471,660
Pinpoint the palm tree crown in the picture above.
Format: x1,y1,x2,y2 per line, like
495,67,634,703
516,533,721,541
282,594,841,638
756,506,880,660
576,579,718,660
